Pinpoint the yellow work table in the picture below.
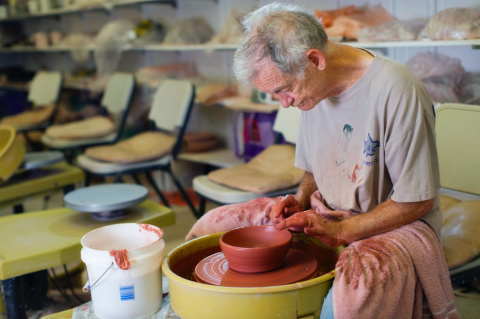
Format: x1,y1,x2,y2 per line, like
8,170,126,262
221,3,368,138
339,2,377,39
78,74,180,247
0,161,84,213
42,310,72,318
0,200,175,319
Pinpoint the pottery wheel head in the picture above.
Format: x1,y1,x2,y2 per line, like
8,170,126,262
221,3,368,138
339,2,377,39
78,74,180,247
194,249,318,288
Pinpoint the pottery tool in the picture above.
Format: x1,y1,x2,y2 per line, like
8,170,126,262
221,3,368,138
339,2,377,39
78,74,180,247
64,184,149,221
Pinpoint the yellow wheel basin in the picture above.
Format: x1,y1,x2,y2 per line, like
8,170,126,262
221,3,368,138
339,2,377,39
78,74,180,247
0,125,25,182
162,232,341,319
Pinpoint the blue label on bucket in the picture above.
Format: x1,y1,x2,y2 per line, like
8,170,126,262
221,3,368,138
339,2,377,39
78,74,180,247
120,285,135,301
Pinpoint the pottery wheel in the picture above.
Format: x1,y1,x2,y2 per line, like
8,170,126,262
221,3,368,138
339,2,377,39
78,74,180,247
64,184,148,213
195,249,318,287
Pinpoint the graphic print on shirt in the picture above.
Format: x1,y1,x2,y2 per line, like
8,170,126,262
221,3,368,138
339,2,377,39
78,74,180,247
335,124,354,167
363,133,380,157
363,133,380,167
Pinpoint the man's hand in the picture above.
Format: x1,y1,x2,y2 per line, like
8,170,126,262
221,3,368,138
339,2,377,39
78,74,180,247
270,195,304,224
276,210,347,248
277,197,435,247
270,171,319,224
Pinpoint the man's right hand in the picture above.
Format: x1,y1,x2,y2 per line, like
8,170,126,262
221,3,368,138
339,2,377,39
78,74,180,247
270,194,304,224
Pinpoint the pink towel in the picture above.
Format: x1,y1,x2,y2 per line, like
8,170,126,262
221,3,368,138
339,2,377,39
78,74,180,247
304,189,458,319
187,192,458,319
185,197,276,241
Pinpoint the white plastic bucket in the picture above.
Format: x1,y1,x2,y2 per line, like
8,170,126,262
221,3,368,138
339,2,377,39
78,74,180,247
81,223,165,319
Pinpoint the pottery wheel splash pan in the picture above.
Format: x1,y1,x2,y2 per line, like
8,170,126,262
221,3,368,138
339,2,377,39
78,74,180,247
163,232,342,319
64,184,148,221
195,249,318,287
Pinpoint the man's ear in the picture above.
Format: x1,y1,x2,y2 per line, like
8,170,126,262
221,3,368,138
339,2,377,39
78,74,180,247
306,49,326,71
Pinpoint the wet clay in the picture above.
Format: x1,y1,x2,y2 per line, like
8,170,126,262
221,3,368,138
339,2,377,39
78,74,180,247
195,249,318,287
137,223,163,239
292,242,338,275
170,246,221,281
109,249,131,270
220,226,292,273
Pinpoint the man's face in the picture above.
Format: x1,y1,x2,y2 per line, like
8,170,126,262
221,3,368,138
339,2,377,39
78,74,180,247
252,61,327,111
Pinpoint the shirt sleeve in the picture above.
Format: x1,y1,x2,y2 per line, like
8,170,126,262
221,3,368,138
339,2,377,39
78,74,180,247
385,82,441,203
294,111,313,173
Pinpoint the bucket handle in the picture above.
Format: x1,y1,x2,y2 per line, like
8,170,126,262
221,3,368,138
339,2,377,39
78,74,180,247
82,262,114,293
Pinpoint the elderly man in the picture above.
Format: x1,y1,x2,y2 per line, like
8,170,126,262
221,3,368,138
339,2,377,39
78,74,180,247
231,3,457,319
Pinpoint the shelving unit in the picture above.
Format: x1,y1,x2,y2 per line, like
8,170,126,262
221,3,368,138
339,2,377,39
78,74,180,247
1,39,479,53
0,0,187,22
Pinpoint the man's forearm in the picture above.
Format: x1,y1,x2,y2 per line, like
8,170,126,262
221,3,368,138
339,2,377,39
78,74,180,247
295,171,318,210
341,198,434,244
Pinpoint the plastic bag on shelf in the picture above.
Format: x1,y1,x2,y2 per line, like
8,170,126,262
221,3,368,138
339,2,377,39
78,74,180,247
94,20,136,76
422,82,459,104
135,63,202,88
58,33,95,63
419,7,480,40
317,5,395,40
358,20,426,42
422,72,480,105
163,17,214,45
347,5,395,27
325,16,366,40
406,52,465,80
208,8,246,45
315,5,362,28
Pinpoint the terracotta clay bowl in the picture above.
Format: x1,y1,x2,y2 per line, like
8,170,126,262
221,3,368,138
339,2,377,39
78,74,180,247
219,226,293,273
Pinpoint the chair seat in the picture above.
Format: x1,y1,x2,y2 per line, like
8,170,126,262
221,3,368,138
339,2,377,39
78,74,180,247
85,132,176,164
193,175,298,205
76,154,170,175
177,149,245,168
45,116,116,140
41,132,117,149
12,121,50,132
0,105,55,129
207,144,304,194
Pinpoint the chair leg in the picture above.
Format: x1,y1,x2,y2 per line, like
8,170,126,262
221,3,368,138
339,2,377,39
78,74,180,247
22,131,40,151
166,170,199,218
85,171,91,187
113,172,124,183
131,173,143,186
198,196,207,218
144,172,171,208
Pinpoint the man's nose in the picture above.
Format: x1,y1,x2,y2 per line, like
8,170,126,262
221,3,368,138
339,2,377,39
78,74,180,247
278,93,293,108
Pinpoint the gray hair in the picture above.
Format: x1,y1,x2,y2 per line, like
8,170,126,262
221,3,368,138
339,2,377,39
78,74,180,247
234,3,328,86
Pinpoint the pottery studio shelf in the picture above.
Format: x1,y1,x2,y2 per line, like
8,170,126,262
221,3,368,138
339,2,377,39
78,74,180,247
0,0,214,22
1,39,479,54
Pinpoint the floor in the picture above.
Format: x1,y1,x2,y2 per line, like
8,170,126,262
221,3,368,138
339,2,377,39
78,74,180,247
1,185,480,318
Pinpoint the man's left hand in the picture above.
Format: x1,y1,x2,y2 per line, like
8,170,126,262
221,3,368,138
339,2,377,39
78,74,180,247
276,210,347,248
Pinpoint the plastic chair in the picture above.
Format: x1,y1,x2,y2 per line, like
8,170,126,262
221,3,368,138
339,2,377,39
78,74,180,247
193,106,302,217
1,71,62,149
76,80,198,217
434,103,480,285
41,72,135,159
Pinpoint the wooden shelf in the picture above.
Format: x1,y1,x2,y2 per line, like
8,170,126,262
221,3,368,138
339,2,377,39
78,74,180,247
1,39,479,53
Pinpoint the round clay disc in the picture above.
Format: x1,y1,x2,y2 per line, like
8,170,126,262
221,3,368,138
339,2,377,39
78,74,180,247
64,184,148,212
195,249,318,287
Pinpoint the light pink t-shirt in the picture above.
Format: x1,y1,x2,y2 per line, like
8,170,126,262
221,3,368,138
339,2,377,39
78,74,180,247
295,52,442,239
